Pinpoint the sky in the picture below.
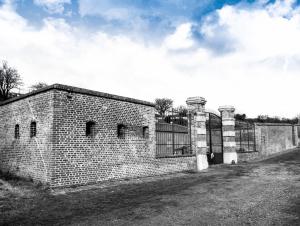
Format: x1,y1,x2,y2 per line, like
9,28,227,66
0,0,300,118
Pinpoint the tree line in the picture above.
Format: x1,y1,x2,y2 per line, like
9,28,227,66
154,98,188,117
1,60,299,125
235,113,299,124
0,61,48,101
155,99,299,124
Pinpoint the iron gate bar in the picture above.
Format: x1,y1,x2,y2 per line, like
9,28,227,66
208,113,212,155
206,112,224,164
239,129,242,151
189,113,192,153
220,119,224,163
247,123,250,151
235,120,256,153
155,108,193,158
253,125,256,151
171,121,175,155
155,130,189,134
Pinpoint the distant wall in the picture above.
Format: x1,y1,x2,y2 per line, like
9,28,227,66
238,123,298,162
255,123,297,155
296,125,300,147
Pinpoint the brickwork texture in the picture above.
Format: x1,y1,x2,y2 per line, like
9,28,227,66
0,84,196,187
0,90,54,183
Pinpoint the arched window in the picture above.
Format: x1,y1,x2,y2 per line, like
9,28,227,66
86,121,96,137
15,124,20,139
117,124,126,139
30,121,36,138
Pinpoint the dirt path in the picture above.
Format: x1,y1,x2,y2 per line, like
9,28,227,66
1,150,300,225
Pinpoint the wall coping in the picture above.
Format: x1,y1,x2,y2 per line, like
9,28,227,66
186,96,206,106
218,105,235,112
254,122,295,126
0,84,155,107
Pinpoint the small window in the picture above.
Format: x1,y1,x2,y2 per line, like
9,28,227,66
86,121,96,137
15,124,20,139
143,126,149,139
30,121,36,138
117,124,126,139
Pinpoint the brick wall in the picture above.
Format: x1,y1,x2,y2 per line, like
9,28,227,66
0,84,196,187
51,89,195,187
0,91,54,183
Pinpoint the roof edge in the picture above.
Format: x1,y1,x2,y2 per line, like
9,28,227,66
0,84,155,107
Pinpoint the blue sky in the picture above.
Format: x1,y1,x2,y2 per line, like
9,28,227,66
3,0,300,48
2,0,273,39
1,0,300,117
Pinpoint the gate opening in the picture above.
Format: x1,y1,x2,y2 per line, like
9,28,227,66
206,112,223,164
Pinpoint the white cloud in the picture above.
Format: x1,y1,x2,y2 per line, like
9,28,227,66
267,0,296,17
1,1,300,118
163,23,195,50
33,0,71,14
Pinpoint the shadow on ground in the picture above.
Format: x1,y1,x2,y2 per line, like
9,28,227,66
1,149,300,225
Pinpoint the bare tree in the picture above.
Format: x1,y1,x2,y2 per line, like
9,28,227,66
155,98,173,117
235,113,246,121
29,82,48,92
0,61,22,101
297,114,300,124
175,105,188,117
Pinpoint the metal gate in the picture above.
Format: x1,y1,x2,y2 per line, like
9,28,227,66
155,109,193,158
235,120,256,152
206,112,223,164
297,125,300,146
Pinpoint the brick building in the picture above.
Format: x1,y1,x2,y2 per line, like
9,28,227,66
0,84,195,187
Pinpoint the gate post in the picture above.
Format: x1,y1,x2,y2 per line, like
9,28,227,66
186,97,208,171
218,106,237,164
297,116,300,147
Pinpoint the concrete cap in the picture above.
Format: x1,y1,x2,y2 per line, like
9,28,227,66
218,105,235,112
186,97,206,106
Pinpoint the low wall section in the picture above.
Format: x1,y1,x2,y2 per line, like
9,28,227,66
238,123,298,162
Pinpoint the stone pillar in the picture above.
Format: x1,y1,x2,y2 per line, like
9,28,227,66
186,97,208,171
218,106,237,164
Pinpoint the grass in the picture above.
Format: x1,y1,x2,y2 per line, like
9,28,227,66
0,170,23,181
0,149,300,225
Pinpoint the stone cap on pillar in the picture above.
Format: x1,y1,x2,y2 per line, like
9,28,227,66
218,105,235,113
186,97,207,112
186,97,206,106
